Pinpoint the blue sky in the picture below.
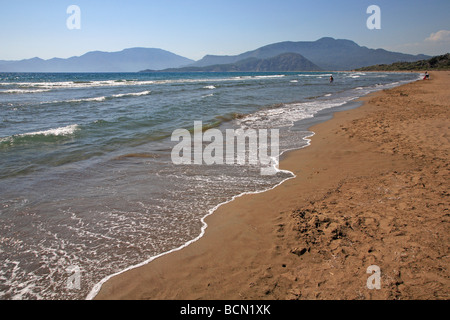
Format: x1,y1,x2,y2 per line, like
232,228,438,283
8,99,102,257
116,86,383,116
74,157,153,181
0,0,449,61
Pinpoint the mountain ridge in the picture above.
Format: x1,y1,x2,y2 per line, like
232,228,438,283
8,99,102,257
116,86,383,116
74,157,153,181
190,37,430,71
0,48,195,72
140,53,322,72
0,37,431,72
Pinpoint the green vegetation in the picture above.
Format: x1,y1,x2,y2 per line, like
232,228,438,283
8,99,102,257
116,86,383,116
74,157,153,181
355,53,450,71
141,53,322,72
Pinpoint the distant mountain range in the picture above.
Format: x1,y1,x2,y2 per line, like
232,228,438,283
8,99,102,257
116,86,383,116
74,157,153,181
187,37,430,71
0,48,194,72
0,37,431,73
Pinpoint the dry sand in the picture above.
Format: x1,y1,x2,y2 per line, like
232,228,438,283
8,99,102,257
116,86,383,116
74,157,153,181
95,71,449,300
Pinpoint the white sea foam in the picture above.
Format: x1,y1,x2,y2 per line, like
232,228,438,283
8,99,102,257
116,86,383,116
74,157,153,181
3,80,155,90
203,85,216,90
18,124,79,138
41,90,151,105
67,96,107,103
85,132,311,300
346,72,366,79
0,89,51,94
232,75,285,80
253,74,285,79
112,90,151,98
298,73,332,77
5,74,288,90
237,97,354,130
1,124,80,145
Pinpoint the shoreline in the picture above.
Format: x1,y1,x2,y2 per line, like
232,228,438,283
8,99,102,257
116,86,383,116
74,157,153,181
86,118,315,300
93,71,449,300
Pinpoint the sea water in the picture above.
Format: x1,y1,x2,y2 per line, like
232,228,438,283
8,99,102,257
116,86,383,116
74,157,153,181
0,71,420,299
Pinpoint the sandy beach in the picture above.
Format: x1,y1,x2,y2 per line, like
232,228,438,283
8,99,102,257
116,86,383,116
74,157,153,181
94,71,449,300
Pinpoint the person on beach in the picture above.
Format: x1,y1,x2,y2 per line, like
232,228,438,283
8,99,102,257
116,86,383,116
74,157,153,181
330,75,334,83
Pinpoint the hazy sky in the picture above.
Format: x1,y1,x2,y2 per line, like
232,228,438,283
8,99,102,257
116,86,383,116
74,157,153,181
1,0,449,61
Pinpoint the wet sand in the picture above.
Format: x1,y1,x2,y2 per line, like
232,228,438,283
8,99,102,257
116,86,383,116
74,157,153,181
94,71,449,300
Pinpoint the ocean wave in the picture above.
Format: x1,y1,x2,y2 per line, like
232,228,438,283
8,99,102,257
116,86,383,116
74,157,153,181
67,96,107,103
253,75,285,79
19,124,79,137
345,72,367,79
40,90,151,105
0,73,298,95
241,77,419,131
0,124,79,146
0,80,155,90
298,73,332,77
1,75,288,90
0,89,51,94
112,90,151,98
237,96,356,129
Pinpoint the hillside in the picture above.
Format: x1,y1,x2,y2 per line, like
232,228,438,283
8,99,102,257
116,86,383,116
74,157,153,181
190,37,430,71
0,37,431,73
0,48,194,72
355,53,450,71
141,53,322,72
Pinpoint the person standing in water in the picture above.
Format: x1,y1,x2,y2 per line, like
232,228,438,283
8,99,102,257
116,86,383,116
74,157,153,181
330,75,334,83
